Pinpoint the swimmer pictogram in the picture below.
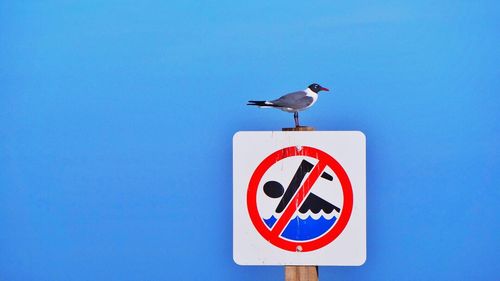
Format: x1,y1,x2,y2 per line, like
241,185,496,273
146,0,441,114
263,159,341,215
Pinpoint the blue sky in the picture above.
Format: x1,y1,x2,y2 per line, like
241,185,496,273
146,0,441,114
1,1,499,280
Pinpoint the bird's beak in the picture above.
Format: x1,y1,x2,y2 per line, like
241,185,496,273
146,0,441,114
321,87,330,92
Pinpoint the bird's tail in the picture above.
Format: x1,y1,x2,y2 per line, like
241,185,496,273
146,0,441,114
247,100,275,107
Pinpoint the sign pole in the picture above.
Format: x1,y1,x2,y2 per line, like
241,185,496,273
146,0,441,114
285,266,318,281
282,125,319,281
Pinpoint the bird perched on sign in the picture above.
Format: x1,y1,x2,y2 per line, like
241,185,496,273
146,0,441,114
247,83,330,127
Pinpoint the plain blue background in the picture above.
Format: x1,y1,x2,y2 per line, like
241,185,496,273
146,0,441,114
1,1,498,280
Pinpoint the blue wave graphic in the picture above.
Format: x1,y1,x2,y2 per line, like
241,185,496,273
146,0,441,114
263,215,337,241
264,215,277,228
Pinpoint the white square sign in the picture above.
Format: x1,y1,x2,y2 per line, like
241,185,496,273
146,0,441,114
233,131,366,266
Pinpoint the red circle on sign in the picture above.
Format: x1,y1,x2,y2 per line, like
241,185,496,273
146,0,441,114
247,146,353,252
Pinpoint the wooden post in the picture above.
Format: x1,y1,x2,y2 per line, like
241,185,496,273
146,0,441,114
285,266,318,281
282,125,319,281
282,126,315,132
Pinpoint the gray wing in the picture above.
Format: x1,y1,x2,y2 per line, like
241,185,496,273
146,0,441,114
271,91,313,109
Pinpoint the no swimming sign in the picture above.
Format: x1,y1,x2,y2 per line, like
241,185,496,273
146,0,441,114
233,131,366,266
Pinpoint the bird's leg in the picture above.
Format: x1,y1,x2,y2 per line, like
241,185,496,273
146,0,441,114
294,112,300,127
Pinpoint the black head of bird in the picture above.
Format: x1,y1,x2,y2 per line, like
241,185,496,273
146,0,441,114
308,83,330,93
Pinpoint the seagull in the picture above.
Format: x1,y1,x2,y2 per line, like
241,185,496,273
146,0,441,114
247,83,330,127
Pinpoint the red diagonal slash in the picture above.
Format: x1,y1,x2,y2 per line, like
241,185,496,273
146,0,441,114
270,160,327,238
